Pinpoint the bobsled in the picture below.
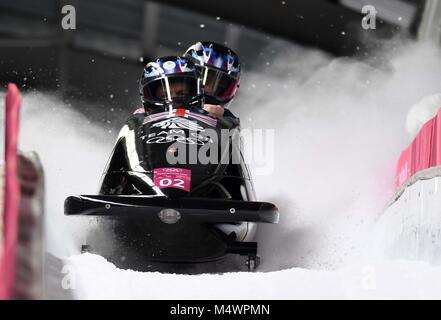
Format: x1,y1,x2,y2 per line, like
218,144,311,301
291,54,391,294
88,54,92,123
65,105,278,271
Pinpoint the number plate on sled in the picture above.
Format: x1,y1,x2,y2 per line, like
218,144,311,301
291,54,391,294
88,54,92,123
153,168,191,192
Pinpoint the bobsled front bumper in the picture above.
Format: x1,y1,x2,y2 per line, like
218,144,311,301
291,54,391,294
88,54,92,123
64,195,278,263
65,195,278,223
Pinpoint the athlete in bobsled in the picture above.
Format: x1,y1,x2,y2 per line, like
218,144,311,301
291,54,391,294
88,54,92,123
184,41,240,120
64,52,278,272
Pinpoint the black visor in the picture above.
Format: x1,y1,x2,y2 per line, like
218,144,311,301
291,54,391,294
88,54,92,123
202,67,239,104
142,75,199,104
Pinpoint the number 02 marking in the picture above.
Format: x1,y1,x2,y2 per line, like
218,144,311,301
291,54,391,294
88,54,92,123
159,177,185,189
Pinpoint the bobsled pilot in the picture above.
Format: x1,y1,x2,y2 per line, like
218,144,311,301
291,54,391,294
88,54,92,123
137,54,240,128
135,55,255,248
184,41,241,120
138,56,204,113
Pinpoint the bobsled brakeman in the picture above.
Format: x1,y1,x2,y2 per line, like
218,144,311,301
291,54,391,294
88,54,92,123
64,55,279,271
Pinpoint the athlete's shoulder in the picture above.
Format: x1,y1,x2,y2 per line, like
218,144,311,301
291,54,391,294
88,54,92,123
125,107,147,124
223,108,238,119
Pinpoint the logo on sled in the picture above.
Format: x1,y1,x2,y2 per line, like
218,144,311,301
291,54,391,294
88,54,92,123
151,117,204,131
143,109,217,128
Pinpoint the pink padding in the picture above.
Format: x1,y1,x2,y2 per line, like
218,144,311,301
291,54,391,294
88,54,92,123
396,108,441,188
0,84,22,300
434,111,441,165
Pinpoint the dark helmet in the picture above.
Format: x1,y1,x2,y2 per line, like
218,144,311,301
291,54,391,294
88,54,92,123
185,41,240,106
139,56,203,110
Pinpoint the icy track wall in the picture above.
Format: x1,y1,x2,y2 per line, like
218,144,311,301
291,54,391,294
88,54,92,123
2,39,441,274
377,168,441,264
375,106,441,264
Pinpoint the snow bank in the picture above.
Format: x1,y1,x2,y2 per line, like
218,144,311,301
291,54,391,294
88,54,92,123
67,253,441,299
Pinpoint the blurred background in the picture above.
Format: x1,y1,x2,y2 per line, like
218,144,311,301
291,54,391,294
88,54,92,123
0,0,434,126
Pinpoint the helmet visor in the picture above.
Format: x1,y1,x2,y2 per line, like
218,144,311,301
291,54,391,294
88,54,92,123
202,67,239,104
142,75,199,104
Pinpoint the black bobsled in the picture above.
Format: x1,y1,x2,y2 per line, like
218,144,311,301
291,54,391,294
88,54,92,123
65,105,278,271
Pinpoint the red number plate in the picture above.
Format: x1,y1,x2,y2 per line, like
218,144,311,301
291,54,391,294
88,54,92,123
153,168,191,192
